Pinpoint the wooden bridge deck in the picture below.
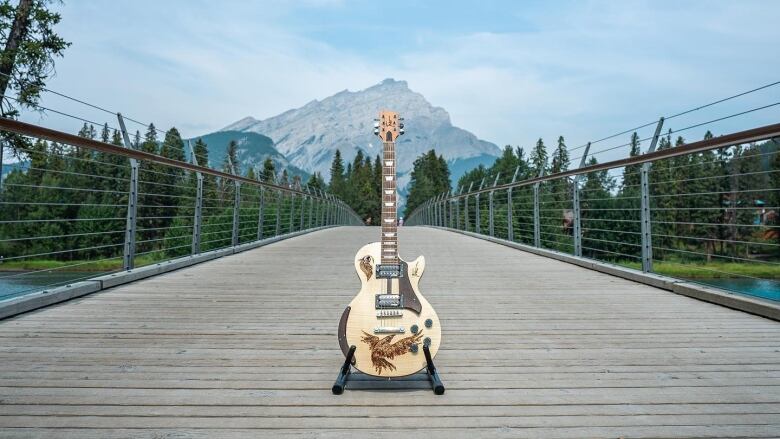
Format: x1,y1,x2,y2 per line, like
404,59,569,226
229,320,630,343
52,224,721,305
0,226,779,438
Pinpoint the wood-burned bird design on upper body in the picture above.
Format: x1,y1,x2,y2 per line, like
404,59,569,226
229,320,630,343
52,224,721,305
361,330,424,375
359,255,373,280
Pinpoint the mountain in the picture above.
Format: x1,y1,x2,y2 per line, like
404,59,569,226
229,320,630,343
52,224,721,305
220,78,500,191
188,130,309,181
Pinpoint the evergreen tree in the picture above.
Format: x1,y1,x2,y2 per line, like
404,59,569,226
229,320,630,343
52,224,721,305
530,138,548,176
329,149,345,197
262,157,275,182
405,149,451,217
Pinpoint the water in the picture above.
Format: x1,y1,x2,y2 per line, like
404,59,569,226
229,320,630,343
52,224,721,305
0,272,103,301
696,278,780,302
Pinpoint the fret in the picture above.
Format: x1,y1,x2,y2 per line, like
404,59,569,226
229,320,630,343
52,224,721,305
381,140,398,263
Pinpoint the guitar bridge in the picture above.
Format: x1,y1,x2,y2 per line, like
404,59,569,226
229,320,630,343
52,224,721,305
374,326,405,334
376,309,403,318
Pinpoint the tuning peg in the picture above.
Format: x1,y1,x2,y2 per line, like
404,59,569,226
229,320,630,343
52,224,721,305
373,121,379,128
399,129,405,136
373,129,379,135
399,117,404,121
399,122,404,129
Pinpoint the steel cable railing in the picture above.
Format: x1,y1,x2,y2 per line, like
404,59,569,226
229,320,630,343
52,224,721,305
408,119,780,303
0,117,361,302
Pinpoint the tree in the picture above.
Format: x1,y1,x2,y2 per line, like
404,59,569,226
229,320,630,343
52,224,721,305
530,138,548,176
0,0,70,122
405,149,451,217
262,157,275,183
329,149,345,197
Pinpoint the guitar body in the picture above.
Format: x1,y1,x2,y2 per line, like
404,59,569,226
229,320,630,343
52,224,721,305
338,241,442,377
337,109,441,378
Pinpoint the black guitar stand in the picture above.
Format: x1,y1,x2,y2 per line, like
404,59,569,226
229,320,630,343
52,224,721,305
332,345,445,395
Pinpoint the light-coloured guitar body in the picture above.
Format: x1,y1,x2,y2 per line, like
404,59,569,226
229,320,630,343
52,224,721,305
338,241,441,377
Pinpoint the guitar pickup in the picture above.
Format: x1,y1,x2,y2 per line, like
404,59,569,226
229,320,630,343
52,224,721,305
375,294,403,309
374,326,405,334
376,264,404,278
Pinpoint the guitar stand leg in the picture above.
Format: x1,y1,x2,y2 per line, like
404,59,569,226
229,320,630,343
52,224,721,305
332,345,355,395
424,345,445,395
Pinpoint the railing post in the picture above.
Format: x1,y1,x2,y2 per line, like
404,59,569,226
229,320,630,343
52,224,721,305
187,140,203,254
641,117,665,272
533,185,541,248
507,166,519,242
289,192,296,232
275,190,282,235
488,173,500,237
300,190,306,230
475,178,485,234
0,141,4,198
257,187,265,240
227,157,240,246
573,143,591,257
464,182,473,231
117,113,138,270
432,198,436,226
318,190,325,226
455,189,461,230
308,189,314,229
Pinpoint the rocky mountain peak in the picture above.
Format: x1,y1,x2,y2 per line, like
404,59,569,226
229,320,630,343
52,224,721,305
218,79,500,197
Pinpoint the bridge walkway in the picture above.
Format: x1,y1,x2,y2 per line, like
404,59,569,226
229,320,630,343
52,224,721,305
0,226,778,438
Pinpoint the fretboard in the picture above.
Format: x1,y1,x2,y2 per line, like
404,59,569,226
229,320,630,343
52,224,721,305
381,141,398,264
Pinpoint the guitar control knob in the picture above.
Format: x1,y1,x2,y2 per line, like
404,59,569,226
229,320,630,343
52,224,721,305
424,318,433,328
410,324,419,334
423,337,431,347
410,343,418,353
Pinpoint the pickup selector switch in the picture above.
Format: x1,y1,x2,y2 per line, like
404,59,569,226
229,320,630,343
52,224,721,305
424,318,433,328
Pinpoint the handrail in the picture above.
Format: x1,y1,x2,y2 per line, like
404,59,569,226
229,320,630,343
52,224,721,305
0,117,323,198
444,122,780,200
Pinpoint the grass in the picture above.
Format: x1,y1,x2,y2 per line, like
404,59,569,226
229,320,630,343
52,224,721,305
0,254,169,273
620,260,780,279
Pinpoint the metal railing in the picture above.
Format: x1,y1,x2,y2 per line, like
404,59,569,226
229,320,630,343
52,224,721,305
407,122,780,302
0,117,362,302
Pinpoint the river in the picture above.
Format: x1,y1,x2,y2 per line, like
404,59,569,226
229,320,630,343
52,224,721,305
0,272,103,301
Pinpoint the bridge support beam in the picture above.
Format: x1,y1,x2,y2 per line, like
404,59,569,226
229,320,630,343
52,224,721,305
640,117,665,272
117,114,138,270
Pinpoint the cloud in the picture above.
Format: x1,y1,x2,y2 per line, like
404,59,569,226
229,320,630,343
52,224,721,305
25,0,780,163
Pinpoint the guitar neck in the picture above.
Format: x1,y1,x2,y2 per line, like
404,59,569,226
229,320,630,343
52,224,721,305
381,141,398,264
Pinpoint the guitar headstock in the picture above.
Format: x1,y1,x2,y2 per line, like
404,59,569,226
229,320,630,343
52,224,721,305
373,110,405,142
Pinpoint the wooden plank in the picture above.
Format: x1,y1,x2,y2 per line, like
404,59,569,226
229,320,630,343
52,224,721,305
0,226,778,436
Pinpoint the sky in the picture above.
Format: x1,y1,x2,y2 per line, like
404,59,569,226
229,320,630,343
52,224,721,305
16,0,780,161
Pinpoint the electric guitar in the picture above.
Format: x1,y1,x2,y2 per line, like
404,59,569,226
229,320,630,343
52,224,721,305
337,110,442,377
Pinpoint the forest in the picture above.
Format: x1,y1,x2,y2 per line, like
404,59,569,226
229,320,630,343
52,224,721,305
414,131,779,280
0,123,331,272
